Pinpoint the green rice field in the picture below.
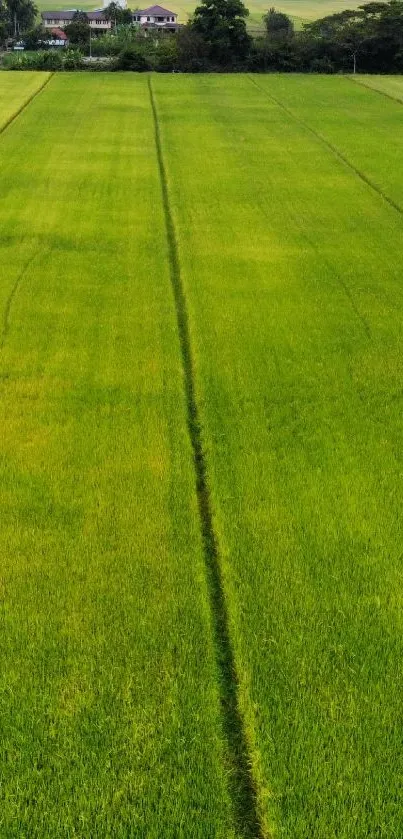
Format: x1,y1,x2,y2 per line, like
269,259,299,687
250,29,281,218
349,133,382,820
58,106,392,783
0,72,403,838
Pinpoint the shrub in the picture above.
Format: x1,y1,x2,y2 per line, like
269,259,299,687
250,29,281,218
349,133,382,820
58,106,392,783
114,46,151,70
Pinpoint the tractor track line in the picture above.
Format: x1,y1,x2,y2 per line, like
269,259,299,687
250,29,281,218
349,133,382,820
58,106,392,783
345,74,403,106
148,75,265,839
0,73,54,138
248,75,403,219
0,252,39,350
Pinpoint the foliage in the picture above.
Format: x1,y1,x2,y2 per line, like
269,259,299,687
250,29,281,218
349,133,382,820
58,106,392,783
263,6,294,36
72,8,88,22
7,47,63,66
302,0,403,72
61,46,84,67
103,1,133,25
114,43,151,68
191,0,251,65
153,33,179,70
65,17,90,50
0,0,36,39
21,22,46,48
88,24,146,56
177,23,209,70
2,0,403,72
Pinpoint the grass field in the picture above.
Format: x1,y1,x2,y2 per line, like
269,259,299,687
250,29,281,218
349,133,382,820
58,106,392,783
1,72,403,838
0,73,234,838
152,74,403,838
0,73,51,128
353,73,403,103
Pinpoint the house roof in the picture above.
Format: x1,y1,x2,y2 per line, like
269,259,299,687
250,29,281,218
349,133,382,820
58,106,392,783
51,26,68,36
134,5,176,15
42,9,108,18
42,10,75,18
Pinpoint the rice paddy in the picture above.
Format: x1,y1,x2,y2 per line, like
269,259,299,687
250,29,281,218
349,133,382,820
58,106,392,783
1,71,403,838
0,72,51,131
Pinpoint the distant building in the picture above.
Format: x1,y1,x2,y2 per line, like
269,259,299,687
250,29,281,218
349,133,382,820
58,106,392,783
132,5,178,30
41,5,179,34
41,10,112,31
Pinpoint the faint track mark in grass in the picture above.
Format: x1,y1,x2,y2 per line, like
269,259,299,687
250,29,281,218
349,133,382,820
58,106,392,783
345,75,403,106
248,104,372,340
148,75,265,839
0,73,54,138
289,206,372,340
247,75,403,218
0,252,39,350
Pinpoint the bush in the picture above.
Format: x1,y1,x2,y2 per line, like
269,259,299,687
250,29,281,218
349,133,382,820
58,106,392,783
62,48,84,69
153,36,179,72
3,49,63,70
114,46,151,70
309,56,335,73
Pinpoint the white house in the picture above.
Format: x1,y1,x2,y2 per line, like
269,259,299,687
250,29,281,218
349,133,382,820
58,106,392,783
42,4,179,34
132,5,178,27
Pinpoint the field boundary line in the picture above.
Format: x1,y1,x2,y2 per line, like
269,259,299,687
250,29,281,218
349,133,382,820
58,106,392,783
248,75,403,218
148,75,265,839
0,252,39,350
345,74,403,106
0,73,54,138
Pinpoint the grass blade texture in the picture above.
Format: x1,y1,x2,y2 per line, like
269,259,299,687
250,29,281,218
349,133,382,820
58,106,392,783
253,73,403,210
0,72,51,132
351,74,403,104
0,73,235,838
153,74,403,839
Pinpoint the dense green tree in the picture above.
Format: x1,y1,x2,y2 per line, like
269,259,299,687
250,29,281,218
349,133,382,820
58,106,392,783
263,7,294,37
72,9,88,22
23,23,46,48
191,0,251,66
0,0,8,42
177,24,209,70
5,0,36,38
65,15,90,49
115,44,150,69
104,2,133,26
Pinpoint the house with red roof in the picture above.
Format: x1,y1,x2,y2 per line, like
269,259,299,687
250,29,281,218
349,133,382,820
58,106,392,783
49,27,69,43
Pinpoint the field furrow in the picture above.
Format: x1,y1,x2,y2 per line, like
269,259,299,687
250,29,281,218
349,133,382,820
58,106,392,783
251,74,403,211
0,72,52,133
0,74,234,838
148,75,262,839
154,74,403,838
351,74,403,102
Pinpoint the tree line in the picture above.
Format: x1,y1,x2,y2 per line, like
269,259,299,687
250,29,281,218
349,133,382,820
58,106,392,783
2,0,403,74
